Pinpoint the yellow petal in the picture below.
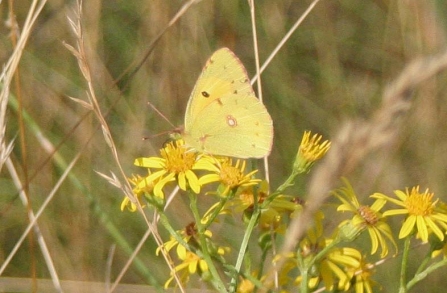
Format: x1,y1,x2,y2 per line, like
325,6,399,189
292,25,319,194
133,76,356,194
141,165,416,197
134,157,165,168
185,170,201,194
399,215,416,239
178,172,187,191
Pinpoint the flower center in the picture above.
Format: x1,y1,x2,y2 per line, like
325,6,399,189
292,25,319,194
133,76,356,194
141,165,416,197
239,189,255,206
358,205,378,225
220,163,244,188
404,187,436,216
161,141,197,174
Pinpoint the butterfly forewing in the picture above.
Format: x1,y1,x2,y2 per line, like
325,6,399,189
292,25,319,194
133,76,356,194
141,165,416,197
185,48,252,129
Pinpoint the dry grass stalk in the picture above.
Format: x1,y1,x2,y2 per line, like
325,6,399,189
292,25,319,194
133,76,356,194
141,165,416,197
64,1,190,291
0,0,47,170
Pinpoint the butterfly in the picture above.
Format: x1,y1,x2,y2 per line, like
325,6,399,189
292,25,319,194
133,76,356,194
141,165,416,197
181,48,273,158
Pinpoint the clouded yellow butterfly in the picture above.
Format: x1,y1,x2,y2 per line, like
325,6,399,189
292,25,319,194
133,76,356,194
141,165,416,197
182,48,273,158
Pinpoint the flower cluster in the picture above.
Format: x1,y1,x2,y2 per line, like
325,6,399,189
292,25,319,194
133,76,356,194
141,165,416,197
116,132,447,293
119,129,447,293
124,139,263,207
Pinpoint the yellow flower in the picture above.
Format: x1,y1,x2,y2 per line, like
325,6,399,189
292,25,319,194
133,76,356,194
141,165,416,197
216,180,301,232
200,182,268,227
333,179,397,257
199,157,261,197
159,222,229,288
223,181,269,212
296,246,376,292
372,186,447,242
285,214,341,291
431,202,447,258
157,223,210,288
340,249,377,293
299,210,324,256
237,276,255,293
430,233,447,258
121,174,157,211
156,222,212,256
164,246,209,289
293,131,331,173
258,195,303,232
294,240,359,291
134,140,215,198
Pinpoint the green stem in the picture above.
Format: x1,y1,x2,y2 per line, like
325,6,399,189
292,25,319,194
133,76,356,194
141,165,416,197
300,267,309,293
415,249,432,275
276,171,298,195
312,237,340,265
407,258,447,291
229,202,262,292
189,192,228,293
158,212,193,252
256,232,273,287
226,170,300,291
398,237,411,293
261,171,299,210
203,192,231,230
296,248,309,293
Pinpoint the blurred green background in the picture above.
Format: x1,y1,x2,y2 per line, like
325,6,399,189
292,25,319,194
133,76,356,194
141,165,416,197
2,0,447,292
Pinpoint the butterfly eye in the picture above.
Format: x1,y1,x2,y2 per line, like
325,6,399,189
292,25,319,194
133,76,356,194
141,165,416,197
201,91,210,98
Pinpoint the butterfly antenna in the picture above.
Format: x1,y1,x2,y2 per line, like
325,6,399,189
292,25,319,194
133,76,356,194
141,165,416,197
147,101,176,128
142,129,174,141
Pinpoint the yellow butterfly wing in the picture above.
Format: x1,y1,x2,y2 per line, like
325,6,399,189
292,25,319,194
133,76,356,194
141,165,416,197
183,48,273,158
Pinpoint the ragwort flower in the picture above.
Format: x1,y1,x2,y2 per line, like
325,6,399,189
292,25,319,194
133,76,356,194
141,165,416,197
298,245,376,292
333,179,397,257
134,139,215,198
293,240,359,291
372,186,447,242
199,157,261,197
293,131,331,173
226,182,269,213
237,272,259,293
158,223,228,288
431,201,447,258
163,246,209,288
121,174,153,211
156,222,211,256
341,249,377,293
258,194,303,232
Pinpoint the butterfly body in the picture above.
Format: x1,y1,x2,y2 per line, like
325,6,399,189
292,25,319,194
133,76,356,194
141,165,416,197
182,48,273,158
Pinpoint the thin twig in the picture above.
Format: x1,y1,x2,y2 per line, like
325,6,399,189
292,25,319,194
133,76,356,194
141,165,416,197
250,0,321,85
248,0,271,185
